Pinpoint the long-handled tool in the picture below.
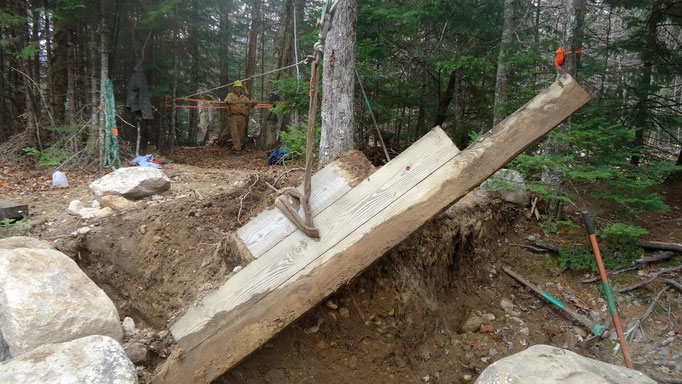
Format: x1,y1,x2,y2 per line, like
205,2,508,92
581,210,634,368
502,265,609,338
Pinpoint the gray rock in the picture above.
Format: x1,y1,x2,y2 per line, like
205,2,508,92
0,236,54,250
478,168,529,206
0,248,122,360
481,313,496,322
123,341,148,365
474,344,655,384
500,298,516,314
460,314,483,333
89,167,170,201
0,335,137,384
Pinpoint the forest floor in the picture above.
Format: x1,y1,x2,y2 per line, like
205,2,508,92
1,143,680,383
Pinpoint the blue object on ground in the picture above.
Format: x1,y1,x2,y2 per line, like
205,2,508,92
268,147,289,165
132,154,162,169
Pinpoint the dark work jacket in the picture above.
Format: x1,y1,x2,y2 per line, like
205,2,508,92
126,69,153,120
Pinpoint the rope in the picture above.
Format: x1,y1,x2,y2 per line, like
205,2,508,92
171,59,308,103
102,78,121,170
274,0,340,239
355,68,390,163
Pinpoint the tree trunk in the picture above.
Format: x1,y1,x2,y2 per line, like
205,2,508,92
541,0,586,187
188,0,200,144
89,26,98,151
99,5,110,171
451,70,466,148
415,66,427,139
630,0,663,166
244,0,262,141
245,0,261,95
320,0,357,165
433,70,457,128
493,0,517,125
561,0,586,78
217,0,232,146
258,0,295,149
66,28,76,124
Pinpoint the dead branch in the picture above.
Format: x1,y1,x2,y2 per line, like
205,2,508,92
273,167,304,188
524,239,560,252
237,175,260,226
646,369,682,384
618,265,682,293
639,240,682,253
662,278,682,293
624,284,669,342
581,252,677,284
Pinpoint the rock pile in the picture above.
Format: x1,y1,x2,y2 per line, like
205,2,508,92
0,237,137,383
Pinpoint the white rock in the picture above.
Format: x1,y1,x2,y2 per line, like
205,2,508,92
0,248,122,360
0,335,137,384
477,168,529,206
95,207,114,218
67,200,87,216
474,344,655,384
91,200,101,208
122,317,136,339
77,227,91,235
232,265,243,273
0,236,54,250
89,167,170,201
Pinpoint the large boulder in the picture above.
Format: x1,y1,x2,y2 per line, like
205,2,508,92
0,335,137,384
0,248,122,360
478,168,529,206
475,345,655,384
89,166,170,201
0,236,54,250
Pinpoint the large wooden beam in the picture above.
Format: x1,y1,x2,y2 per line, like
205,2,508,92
154,74,590,384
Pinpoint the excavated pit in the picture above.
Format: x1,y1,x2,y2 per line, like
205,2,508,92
57,185,581,383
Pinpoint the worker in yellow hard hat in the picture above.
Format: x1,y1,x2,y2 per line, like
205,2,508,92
224,81,256,151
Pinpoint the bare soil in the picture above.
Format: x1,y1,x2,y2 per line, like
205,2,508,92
2,146,679,383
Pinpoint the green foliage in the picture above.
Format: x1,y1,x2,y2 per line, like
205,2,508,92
558,242,641,272
601,223,648,241
0,9,25,25
21,147,60,166
279,122,320,161
0,218,34,238
558,222,647,272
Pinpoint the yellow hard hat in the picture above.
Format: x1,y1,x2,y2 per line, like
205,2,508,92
233,81,243,88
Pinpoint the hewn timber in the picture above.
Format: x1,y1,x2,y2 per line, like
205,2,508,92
154,74,590,384
238,150,374,259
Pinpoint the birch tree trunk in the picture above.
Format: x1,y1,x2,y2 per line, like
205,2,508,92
320,0,357,165
493,0,517,125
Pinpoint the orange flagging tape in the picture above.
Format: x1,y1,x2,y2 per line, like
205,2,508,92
555,48,583,67
112,128,119,136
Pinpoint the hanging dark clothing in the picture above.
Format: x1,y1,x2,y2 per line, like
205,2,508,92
126,69,153,120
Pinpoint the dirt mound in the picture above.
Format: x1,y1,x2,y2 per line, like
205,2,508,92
58,173,278,330
217,195,580,384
